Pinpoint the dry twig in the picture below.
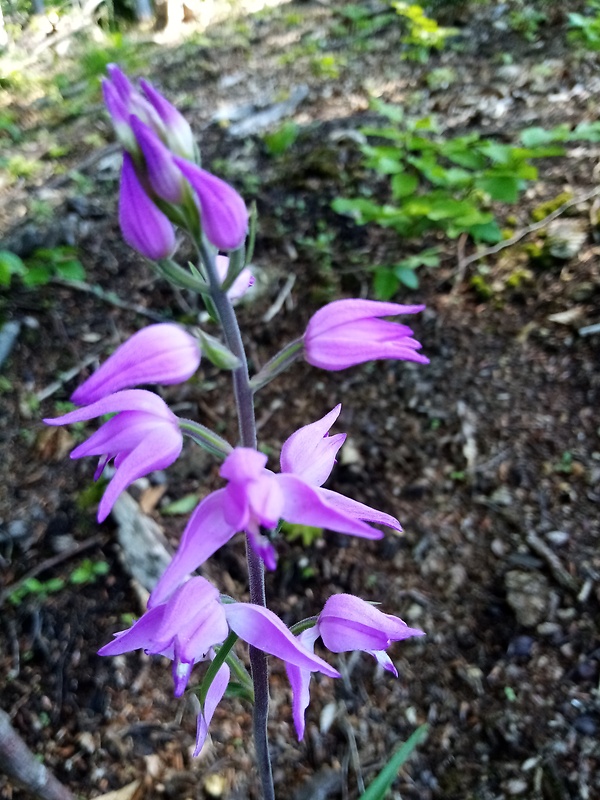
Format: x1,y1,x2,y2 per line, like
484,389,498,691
452,187,600,292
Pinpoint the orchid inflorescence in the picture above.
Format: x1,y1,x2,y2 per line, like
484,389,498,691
45,66,428,796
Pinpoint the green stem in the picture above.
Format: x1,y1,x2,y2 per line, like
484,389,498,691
197,240,274,800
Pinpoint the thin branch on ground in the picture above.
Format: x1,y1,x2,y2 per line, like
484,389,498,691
525,531,579,594
0,707,75,800
452,187,600,292
51,278,167,322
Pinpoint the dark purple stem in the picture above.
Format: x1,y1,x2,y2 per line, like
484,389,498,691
199,243,275,800
0,708,75,800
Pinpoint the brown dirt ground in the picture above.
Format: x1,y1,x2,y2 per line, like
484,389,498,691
1,2,599,799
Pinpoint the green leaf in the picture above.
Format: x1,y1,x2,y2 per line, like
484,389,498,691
520,126,568,147
55,260,85,281
0,250,26,285
391,172,418,199
394,266,419,289
373,267,400,300
475,174,520,203
263,121,299,156
358,724,429,800
22,265,52,286
161,493,200,516
570,121,600,142
468,219,503,243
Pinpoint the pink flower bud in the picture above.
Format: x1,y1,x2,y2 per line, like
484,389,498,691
174,157,248,251
119,153,175,260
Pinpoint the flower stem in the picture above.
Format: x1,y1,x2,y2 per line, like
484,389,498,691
198,241,275,800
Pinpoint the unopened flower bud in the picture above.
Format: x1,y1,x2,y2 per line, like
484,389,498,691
174,158,248,251
131,115,186,204
119,153,175,260
140,78,196,160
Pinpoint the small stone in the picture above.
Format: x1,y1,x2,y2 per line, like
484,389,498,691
505,778,528,795
507,635,534,659
545,530,569,546
505,570,550,627
203,774,227,798
573,715,597,736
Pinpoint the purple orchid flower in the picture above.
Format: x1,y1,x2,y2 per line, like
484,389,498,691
304,299,429,371
215,254,254,300
119,153,175,260
286,594,425,739
149,407,401,607
173,157,248,251
43,390,182,523
70,323,201,406
98,576,340,755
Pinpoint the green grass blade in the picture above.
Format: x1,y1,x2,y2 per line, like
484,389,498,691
358,724,429,800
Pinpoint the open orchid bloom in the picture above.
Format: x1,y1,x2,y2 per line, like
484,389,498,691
149,407,401,608
98,576,339,755
304,299,429,371
286,594,425,739
70,324,201,406
44,390,182,523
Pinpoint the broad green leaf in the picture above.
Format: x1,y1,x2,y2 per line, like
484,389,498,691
391,172,419,198
394,265,419,289
22,265,52,286
520,126,568,147
468,219,503,243
373,267,400,300
0,250,27,286
475,174,520,203
56,260,86,282
358,724,429,800
570,121,600,142
162,493,200,515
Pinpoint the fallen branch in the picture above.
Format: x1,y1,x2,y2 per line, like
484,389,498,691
453,187,600,292
0,707,75,800
525,531,579,594
51,278,167,322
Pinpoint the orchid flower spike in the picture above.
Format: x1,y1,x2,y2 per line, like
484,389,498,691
304,299,429,371
149,406,401,607
70,324,200,406
98,576,339,755
286,594,425,739
43,390,183,522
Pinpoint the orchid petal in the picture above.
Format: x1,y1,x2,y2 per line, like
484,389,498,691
225,603,339,678
97,604,166,656
97,426,182,521
317,487,402,532
194,663,230,756
280,405,346,486
70,324,200,406
284,628,320,740
148,490,236,608
276,474,384,540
